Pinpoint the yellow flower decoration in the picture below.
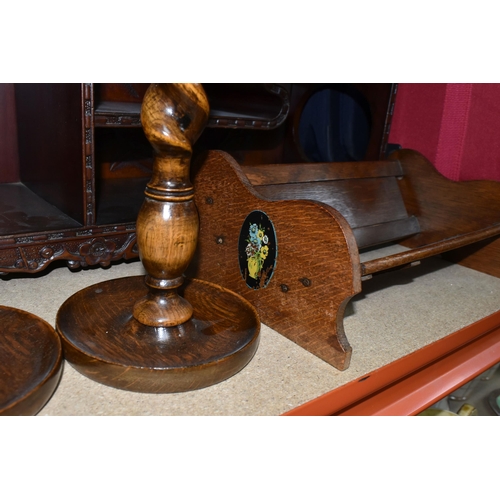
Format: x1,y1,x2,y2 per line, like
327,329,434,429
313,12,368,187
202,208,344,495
260,245,269,259
257,230,264,240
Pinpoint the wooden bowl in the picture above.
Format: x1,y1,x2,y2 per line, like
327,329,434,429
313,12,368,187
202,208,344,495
0,306,63,416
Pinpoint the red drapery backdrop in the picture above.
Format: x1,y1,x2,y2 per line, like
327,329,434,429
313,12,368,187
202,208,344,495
389,83,500,181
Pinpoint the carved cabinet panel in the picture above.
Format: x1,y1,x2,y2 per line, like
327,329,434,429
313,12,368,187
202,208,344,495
0,83,291,275
0,84,144,274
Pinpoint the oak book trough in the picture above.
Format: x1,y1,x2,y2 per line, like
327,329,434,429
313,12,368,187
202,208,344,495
187,148,500,371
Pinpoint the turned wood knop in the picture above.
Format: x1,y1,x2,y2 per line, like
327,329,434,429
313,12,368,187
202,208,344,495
132,83,209,327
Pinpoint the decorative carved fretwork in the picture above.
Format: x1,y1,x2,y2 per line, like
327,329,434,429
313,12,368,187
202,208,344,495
95,114,142,127
0,232,138,276
82,83,95,226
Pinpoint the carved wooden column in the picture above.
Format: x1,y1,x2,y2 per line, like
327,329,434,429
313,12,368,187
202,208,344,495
133,83,207,327
56,84,260,393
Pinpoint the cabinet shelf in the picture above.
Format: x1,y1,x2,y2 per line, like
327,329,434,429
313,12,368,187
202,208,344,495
94,101,142,127
93,100,287,129
0,183,81,236
93,84,290,130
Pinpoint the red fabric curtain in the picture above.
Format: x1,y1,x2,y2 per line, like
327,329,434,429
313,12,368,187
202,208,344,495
389,83,500,181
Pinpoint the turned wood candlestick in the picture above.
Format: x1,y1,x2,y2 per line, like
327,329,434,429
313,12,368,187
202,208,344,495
133,83,207,327
56,83,260,394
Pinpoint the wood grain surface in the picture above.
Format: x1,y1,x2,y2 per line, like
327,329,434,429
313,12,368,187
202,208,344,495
190,150,361,370
242,159,420,249
362,225,500,276
241,160,403,186
394,149,500,278
133,83,209,327
0,306,63,416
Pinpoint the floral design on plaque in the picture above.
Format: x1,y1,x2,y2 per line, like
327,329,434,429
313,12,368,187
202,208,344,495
238,210,277,289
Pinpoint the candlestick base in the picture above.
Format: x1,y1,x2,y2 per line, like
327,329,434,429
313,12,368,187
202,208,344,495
55,276,260,393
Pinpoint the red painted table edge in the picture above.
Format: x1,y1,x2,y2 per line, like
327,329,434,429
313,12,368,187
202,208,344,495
283,309,500,416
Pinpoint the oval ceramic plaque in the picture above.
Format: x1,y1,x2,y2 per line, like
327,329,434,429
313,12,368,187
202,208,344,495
238,210,277,289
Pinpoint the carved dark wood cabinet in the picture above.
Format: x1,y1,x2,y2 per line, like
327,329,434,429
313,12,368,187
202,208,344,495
0,83,394,275
0,83,288,274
